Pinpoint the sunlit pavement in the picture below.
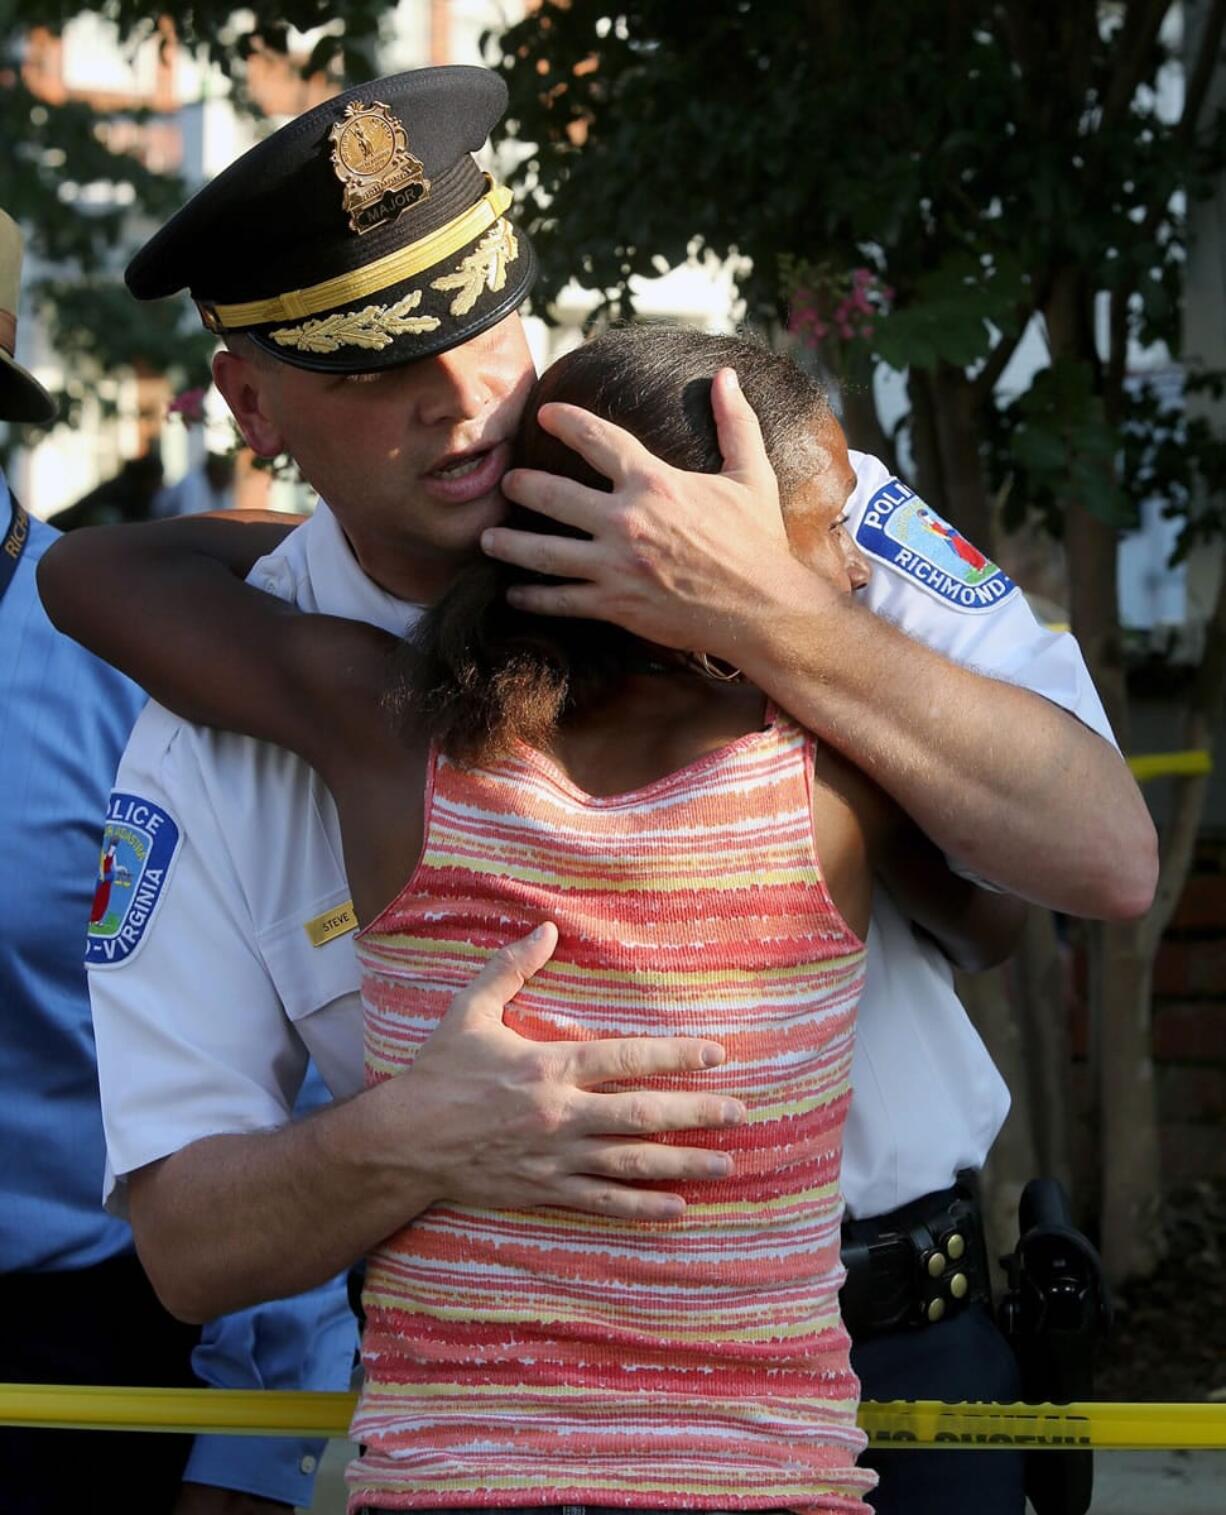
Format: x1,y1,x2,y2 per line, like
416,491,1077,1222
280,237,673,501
299,1442,1226,1514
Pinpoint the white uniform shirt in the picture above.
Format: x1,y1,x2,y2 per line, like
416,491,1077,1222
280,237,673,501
89,456,1116,1220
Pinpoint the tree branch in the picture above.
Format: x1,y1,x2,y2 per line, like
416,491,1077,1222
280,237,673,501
971,310,1031,405
999,1,1048,96
1145,772,1211,958
1100,0,1172,130
1179,0,1226,144
1142,547,1226,955
1104,281,1134,422
973,260,1058,406
1132,0,1226,246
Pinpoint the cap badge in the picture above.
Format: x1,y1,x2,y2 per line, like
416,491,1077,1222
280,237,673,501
329,99,431,236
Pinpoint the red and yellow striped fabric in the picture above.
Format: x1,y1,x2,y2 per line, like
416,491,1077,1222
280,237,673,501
348,715,874,1514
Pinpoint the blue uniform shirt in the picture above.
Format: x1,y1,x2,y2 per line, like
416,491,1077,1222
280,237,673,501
0,483,355,1504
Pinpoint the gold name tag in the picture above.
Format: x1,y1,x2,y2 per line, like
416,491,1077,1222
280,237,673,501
304,901,358,948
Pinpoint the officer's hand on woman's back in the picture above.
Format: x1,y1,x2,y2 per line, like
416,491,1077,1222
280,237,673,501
385,922,745,1219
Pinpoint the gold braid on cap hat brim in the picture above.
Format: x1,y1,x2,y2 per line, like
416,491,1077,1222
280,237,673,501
196,180,516,348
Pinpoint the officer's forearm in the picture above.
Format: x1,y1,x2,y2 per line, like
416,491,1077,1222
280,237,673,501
733,566,1157,921
130,1082,436,1322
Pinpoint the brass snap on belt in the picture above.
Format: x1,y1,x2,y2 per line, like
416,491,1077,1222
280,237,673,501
839,1180,990,1339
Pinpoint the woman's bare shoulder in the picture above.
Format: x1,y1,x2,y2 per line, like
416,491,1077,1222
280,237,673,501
331,722,432,928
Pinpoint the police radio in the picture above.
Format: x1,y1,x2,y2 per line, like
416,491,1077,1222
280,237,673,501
998,1178,1112,1515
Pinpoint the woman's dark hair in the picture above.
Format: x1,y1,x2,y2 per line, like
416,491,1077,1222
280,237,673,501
387,325,831,765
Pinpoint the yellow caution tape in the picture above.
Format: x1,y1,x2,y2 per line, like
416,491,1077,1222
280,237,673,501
859,1399,1226,1450
1127,749,1212,782
3,1386,1226,1449
0,1384,356,1438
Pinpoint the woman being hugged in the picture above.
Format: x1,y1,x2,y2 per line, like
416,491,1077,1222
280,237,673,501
44,327,1004,1515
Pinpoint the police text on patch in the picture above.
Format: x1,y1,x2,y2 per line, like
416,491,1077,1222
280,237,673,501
86,792,181,967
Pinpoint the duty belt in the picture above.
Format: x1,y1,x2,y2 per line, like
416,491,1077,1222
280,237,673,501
839,1176,991,1340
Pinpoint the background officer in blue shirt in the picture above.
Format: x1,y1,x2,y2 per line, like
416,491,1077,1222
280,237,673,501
0,207,355,1515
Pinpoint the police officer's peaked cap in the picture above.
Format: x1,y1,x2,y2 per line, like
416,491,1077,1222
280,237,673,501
126,67,535,374
0,210,57,423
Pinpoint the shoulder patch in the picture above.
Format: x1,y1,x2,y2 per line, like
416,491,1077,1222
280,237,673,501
86,792,182,968
856,477,1018,614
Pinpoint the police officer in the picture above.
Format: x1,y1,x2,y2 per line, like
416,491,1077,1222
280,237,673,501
45,66,1155,1515
0,210,355,1514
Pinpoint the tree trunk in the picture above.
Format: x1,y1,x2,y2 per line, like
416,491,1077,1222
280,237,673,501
928,362,995,550
1043,249,1166,1280
1096,920,1164,1281
906,364,998,553
1108,553,1226,1277
957,964,1037,1287
1013,905,1076,1199
1065,503,1129,743
1066,504,1165,1280
840,365,900,479
907,367,947,512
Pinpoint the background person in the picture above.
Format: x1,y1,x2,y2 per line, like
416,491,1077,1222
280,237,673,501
49,451,165,531
154,451,238,518
0,207,355,1515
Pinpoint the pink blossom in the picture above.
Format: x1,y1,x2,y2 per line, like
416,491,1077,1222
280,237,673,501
166,386,208,425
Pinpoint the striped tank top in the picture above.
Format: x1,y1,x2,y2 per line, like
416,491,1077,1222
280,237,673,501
348,713,873,1514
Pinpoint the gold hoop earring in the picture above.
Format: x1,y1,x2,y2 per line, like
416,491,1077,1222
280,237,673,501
688,651,744,683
